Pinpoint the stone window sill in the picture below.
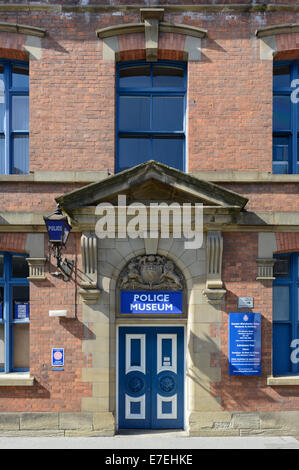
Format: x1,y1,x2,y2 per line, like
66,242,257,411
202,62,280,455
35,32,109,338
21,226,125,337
0,372,34,386
267,375,299,386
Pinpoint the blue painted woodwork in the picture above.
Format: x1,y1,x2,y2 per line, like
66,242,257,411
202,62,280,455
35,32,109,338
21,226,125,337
116,61,187,173
0,60,29,175
273,253,299,375
273,61,299,174
118,326,184,429
0,252,29,372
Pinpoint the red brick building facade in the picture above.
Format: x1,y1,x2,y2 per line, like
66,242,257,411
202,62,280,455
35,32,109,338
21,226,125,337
0,1,298,436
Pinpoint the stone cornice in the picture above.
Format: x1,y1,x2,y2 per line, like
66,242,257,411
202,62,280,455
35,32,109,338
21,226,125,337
96,21,207,39
2,4,299,14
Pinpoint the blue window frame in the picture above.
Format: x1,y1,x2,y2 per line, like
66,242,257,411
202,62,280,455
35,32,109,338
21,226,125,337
273,253,299,375
0,60,29,174
0,253,30,373
273,60,299,174
116,61,187,173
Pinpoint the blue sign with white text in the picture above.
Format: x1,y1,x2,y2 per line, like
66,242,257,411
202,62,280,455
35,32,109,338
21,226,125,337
52,348,64,367
14,302,29,320
120,291,183,314
229,312,261,376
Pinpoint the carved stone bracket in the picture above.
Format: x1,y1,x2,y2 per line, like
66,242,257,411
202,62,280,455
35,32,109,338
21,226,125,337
203,231,226,303
256,258,276,281
27,258,47,281
141,8,164,62
80,233,101,303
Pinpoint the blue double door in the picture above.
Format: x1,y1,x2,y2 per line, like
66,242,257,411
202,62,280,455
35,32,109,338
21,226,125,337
118,326,184,429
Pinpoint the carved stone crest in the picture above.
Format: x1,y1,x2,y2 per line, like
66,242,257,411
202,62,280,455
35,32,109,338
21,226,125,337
119,255,184,290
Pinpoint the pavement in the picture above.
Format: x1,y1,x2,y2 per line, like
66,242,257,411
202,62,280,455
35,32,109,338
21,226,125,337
0,431,299,449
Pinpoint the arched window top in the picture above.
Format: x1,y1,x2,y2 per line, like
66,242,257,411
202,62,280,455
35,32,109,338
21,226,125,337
117,61,186,90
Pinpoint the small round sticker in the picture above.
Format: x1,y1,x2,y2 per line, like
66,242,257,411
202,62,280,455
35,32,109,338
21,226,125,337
53,351,62,360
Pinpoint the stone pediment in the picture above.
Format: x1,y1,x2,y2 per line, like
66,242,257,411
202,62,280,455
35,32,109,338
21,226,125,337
56,160,248,211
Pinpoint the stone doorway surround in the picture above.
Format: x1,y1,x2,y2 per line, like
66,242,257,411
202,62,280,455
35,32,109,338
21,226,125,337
56,160,248,435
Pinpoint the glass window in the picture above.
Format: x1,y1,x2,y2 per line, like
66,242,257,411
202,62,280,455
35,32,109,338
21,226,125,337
116,61,186,172
273,65,290,88
119,96,150,131
12,255,29,278
0,61,29,175
0,253,29,372
273,253,299,375
273,286,289,321
273,61,299,174
12,65,29,89
273,96,291,130
152,65,185,88
119,65,151,88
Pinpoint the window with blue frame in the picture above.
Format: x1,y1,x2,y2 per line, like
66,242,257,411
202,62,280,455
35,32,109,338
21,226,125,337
0,253,30,373
0,60,29,174
116,61,186,173
273,253,299,375
273,60,299,174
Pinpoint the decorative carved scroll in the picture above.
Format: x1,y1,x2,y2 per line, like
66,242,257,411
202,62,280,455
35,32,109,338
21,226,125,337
79,233,100,304
203,231,226,303
119,255,184,291
81,233,97,288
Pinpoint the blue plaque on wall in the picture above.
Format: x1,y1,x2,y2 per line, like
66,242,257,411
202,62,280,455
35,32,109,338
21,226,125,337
229,312,261,376
120,291,183,314
52,348,64,367
14,301,29,320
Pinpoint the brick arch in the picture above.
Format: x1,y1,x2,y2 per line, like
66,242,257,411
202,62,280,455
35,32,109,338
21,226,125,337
275,233,299,254
275,32,299,61
117,31,187,62
0,233,27,253
0,33,29,61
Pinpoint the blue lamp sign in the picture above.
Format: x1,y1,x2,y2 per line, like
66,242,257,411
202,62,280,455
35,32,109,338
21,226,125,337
229,312,261,376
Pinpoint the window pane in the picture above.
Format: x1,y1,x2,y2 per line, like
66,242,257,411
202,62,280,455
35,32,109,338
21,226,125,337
273,136,289,174
0,256,3,278
119,96,150,131
118,136,150,172
153,65,185,88
152,136,184,170
274,256,290,278
12,66,29,89
273,285,289,321
0,286,3,320
0,135,5,174
119,66,151,88
0,325,3,370
273,65,290,88
152,96,184,131
13,323,29,369
273,323,291,374
273,95,291,130
12,256,29,278
0,65,4,133
13,135,29,175
12,95,29,131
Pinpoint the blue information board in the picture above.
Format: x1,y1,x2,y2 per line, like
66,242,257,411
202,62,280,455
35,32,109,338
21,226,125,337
14,301,29,320
229,312,261,376
120,291,183,314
